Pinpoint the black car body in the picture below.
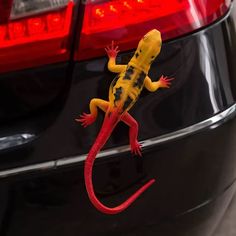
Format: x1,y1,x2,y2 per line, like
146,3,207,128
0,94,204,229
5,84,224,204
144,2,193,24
0,0,236,235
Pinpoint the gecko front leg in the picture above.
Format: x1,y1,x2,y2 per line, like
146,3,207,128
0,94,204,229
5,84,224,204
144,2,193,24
144,75,174,92
76,98,109,127
105,41,127,73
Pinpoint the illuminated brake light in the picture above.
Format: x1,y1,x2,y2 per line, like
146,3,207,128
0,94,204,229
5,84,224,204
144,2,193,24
0,0,73,74
0,26,7,40
47,13,64,32
27,18,45,35
9,22,26,39
76,0,231,61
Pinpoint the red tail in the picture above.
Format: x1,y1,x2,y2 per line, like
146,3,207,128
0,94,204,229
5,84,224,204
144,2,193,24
84,110,155,215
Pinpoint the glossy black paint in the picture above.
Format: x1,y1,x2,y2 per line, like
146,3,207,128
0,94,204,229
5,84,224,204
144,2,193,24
0,4,235,236
0,63,71,155
0,64,69,122
2,118,236,236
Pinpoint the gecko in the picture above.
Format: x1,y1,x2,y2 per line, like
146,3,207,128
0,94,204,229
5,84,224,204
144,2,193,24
76,29,174,215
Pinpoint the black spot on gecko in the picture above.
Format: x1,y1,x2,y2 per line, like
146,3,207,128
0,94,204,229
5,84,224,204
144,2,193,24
123,96,133,111
133,72,146,89
123,66,134,80
135,53,139,58
114,87,123,105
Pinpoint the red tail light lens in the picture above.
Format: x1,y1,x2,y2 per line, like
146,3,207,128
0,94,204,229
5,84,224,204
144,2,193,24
0,0,73,74
76,0,231,61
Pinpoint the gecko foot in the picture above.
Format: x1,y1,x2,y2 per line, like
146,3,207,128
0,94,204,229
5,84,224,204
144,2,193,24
159,75,175,88
105,41,120,58
75,113,96,128
131,141,142,157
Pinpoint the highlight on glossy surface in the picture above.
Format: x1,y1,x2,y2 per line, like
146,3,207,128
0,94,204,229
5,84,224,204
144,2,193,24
0,1,73,74
76,0,231,60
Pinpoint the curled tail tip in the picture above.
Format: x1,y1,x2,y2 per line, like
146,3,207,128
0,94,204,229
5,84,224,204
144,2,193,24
140,178,156,193
149,178,156,185
101,179,156,215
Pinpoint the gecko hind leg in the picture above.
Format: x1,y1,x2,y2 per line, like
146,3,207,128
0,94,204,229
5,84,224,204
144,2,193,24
121,112,142,157
76,99,109,127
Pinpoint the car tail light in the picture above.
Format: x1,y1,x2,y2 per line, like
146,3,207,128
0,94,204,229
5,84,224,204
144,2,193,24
76,0,231,61
0,0,74,74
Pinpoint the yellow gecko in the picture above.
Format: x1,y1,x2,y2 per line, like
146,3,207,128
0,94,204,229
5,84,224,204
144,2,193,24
76,29,174,214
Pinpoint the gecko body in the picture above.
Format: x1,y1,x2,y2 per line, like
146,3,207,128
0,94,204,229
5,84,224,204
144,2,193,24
76,29,173,215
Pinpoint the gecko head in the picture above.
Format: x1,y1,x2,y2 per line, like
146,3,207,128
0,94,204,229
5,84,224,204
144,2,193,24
130,29,162,72
139,29,162,61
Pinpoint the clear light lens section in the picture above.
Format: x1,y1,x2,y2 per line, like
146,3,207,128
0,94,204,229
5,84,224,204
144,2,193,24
11,0,70,19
